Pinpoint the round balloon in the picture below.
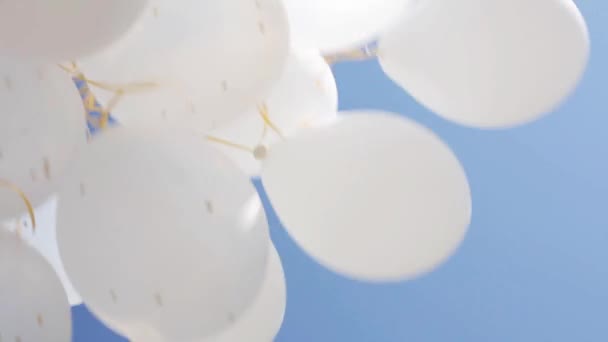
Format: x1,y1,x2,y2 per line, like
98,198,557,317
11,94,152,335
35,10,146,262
98,244,286,342
261,111,471,281
0,61,87,221
2,197,82,305
77,0,290,132
0,229,72,341
283,0,407,53
205,243,286,342
0,0,149,61
208,48,337,176
56,126,270,340
379,0,590,128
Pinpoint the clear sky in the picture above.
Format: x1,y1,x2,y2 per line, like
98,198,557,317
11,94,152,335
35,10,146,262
72,1,608,341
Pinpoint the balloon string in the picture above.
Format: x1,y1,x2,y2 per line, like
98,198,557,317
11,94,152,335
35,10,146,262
59,63,160,131
323,45,379,64
205,135,255,153
257,103,285,139
99,90,124,129
0,179,36,231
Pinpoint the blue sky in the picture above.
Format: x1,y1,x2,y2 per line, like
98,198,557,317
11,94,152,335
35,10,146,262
73,2,608,341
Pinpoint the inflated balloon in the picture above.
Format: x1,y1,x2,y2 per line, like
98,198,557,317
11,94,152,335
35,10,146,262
262,111,471,281
208,48,337,176
283,0,407,53
3,197,82,305
205,244,286,342
0,61,87,221
97,244,286,342
57,126,270,340
0,229,72,341
0,0,149,61
379,0,590,128
77,0,290,132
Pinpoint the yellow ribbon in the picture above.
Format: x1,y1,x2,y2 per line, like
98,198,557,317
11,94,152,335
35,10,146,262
0,180,36,231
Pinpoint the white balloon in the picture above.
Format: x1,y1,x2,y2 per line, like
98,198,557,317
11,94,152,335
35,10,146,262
0,0,149,61
2,197,82,306
283,0,408,53
0,229,72,341
56,126,270,340
0,61,87,221
261,111,471,281
99,244,287,342
208,48,337,176
379,0,590,128
204,244,286,342
78,0,290,132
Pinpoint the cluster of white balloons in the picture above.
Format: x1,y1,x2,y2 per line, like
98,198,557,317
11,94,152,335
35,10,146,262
0,0,589,341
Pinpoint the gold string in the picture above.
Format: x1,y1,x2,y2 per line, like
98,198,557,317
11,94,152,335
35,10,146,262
257,122,269,146
0,180,36,231
257,103,285,139
99,90,124,129
205,135,255,153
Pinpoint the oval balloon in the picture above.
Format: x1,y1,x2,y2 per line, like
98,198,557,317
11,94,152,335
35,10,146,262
0,229,72,341
205,243,286,342
208,48,337,176
97,244,286,342
0,61,87,221
379,0,590,128
283,0,407,53
3,197,82,305
77,0,290,133
0,0,149,61
56,126,270,340
261,111,471,282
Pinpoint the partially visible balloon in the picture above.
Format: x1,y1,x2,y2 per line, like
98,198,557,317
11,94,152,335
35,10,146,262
0,0,149,61
208,49,337,176
2,197,82,305
100,244,286,342
57,126,270,340
78,0,290,132
262,111,471,282
0,229,72,341
379,0,590,128
0,61,87,221
205,244,286,342
283,0,408,53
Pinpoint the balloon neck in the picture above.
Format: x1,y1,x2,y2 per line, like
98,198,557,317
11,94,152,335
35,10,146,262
253,145,268,160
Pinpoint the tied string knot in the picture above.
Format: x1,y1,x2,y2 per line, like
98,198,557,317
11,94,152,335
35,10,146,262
58,62,159,130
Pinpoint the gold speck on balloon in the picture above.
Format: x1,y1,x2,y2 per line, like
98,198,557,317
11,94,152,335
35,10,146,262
227,312,236,323
30,169,38,182
153,7,159,18
258,21,266,35
36,314,44,327
3,76,12,91
109,290,118,303
36,68,46,81
205,200,214,214
154,293,164,307
43,158,51,181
